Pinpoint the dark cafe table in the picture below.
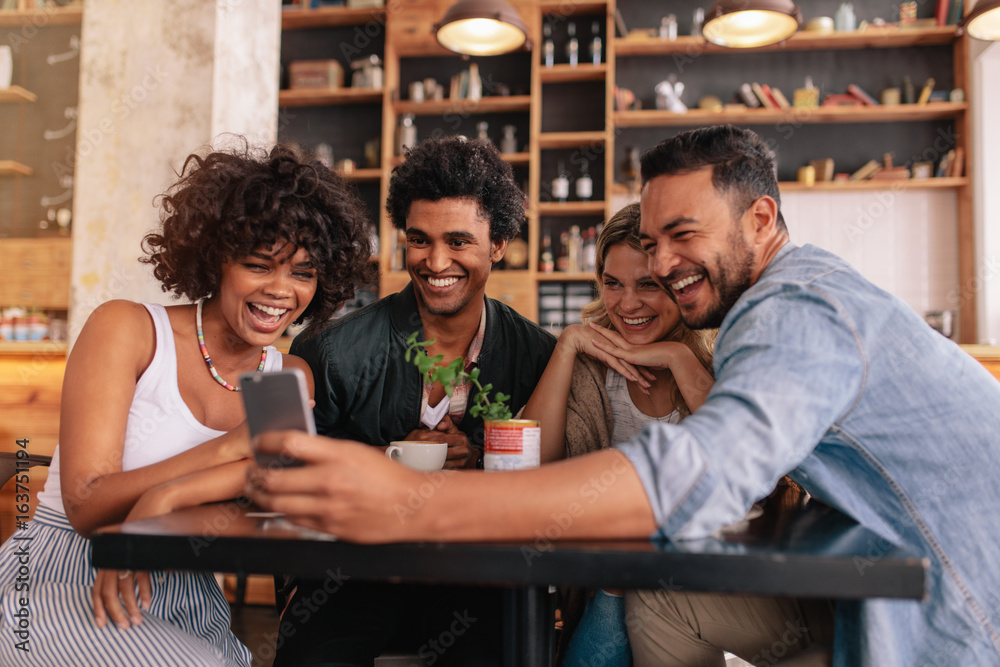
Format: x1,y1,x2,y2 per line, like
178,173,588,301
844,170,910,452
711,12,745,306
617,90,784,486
92,499,927,667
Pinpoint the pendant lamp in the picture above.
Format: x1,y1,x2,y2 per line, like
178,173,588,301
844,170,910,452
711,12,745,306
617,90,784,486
959,0,1000,40
703,0,803,48
434,0,530,56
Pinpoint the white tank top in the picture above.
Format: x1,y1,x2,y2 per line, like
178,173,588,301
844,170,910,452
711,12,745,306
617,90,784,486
606,367,681,446
37,303,282,515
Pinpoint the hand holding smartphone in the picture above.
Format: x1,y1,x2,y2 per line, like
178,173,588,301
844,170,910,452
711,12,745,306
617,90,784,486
240,368,315,468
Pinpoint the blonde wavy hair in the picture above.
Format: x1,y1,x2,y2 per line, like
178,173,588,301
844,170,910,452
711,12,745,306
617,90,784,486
581,202,717,417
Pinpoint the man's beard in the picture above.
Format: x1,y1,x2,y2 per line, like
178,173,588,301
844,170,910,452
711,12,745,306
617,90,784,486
680,231,755,330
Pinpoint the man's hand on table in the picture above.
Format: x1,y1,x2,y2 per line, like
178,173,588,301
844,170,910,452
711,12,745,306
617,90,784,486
246,430,433,542
404,416,476,469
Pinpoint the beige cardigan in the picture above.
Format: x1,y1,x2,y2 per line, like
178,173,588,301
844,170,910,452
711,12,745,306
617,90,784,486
564,354,615,458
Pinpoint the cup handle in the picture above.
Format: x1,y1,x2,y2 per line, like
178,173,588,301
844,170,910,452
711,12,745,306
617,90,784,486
386,445,401,461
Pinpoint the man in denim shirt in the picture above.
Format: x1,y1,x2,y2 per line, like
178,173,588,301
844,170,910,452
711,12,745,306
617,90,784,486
249,125,1000,666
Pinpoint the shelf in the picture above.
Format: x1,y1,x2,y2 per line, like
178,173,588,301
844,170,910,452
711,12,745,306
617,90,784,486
537,201,606,216
340,168,381,182
0,86,37,103
614,26,958,56
394,39,467,58
394,95,531,116
279,87,383,108
613,102,967,127
281,6,386,30
540,1,607,13
538,131,606,149
779,177,968,192
539,64,607,83
0,6,83,26
537,273,596,282
0,161,32,176
0,341,68,357
502,152,530,167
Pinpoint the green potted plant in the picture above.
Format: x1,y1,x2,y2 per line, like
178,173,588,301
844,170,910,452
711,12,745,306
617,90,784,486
405,332,539,469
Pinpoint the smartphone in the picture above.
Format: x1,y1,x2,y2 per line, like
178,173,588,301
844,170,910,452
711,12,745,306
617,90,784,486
239,368,315,468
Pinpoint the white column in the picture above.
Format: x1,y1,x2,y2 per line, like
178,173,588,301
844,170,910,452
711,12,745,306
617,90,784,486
972,40,1000,344
68,0,280,344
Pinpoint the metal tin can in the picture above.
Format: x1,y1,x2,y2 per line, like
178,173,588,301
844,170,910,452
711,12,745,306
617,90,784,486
484,420,540,471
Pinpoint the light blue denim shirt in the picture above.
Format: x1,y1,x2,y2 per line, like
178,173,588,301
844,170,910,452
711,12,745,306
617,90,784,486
617,243,1000,665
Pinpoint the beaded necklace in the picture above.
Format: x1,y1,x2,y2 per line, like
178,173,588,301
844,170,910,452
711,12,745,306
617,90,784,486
196,298,266,391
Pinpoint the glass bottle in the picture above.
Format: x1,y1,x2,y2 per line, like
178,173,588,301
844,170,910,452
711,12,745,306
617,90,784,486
552,161,570,202
566,22,579,66
575,162,593,201
660,14,678,41
467,63,482,101
589,21,602,65
567,225,583,273
540,231,555,273
691,8,705,37
582,226,597,273
501,125,518,154
543,21,555,68
476,121,489,142
556,230,570,272
396,113,416,156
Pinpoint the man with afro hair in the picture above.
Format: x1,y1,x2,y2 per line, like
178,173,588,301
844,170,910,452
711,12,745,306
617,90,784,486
279,136,556,665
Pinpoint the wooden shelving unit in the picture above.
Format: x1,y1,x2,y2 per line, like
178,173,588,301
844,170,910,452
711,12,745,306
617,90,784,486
0,6,82,26
273,4,978,340
537,201,606,215
779,177,968,192
0,341,68,356
537,272,595,282
614,103,968,127
537,131,606,149
393,95,532,116
0,161,32,176
281,6,386,30
613,25,958,56
278,87,384,107
340,168,381,182
538,64,607,83
0,86,37,103
502,152,531,167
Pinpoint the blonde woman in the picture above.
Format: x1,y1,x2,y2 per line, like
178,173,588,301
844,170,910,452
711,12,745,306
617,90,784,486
521,202,716,666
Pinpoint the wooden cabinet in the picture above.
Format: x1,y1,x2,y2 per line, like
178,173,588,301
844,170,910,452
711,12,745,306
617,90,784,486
611,0,973,339
277,1,976,340
0,238,73,310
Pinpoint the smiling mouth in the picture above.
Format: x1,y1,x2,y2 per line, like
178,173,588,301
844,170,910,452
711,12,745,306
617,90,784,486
669,273,705,298
249,303,289,325
622,316,653,326
427,276,459,287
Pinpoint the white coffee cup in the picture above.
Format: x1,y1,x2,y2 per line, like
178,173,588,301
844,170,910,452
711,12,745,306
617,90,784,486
385,441,447,471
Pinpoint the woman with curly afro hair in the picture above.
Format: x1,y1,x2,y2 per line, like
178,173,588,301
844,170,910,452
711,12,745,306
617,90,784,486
0,142,376,667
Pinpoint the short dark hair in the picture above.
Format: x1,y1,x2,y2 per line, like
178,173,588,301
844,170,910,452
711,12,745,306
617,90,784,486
140,141,378,338
640,125,786,232
386,136,525,242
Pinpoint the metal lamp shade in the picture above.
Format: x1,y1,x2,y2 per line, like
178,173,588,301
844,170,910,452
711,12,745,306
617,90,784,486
703,0,803,48
435,0,529,56
961,0,1000,40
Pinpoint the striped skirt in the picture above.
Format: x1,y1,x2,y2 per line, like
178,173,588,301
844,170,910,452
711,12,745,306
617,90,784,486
0,504,252,666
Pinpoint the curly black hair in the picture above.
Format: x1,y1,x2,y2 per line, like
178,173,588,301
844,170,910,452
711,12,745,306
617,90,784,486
140,141,378,338
386,136,525,242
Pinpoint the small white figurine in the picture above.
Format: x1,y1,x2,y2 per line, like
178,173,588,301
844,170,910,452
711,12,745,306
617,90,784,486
655,76,687,113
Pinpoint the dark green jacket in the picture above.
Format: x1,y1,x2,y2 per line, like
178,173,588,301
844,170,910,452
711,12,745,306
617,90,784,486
290,283,557,451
